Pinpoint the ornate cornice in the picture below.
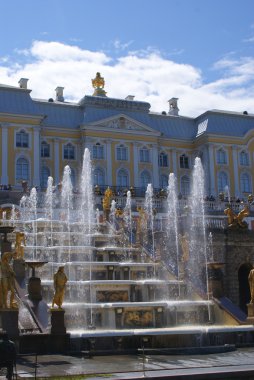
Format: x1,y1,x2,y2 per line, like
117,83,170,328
80,95,151,112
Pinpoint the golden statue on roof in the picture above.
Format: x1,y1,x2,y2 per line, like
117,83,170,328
92,72,107,96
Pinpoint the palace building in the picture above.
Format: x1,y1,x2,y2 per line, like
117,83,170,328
0,73,254,200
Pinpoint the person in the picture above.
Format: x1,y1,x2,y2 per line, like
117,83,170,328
52,266,68,309
0,332,17,380
248,268,254,304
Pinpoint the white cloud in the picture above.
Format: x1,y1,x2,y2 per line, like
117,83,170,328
0,40,254,117
113,39,134,51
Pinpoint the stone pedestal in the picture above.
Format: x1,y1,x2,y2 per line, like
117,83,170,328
207,262,224,298
246,303,254,324
0,309,19,338
28,277,42,301
51,309,66,334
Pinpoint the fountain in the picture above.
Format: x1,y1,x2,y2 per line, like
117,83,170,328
3,150,254,354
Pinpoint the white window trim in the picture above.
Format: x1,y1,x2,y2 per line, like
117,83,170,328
116,144,129,161
62,142,76,161
14,128,31,149
15,153,31,186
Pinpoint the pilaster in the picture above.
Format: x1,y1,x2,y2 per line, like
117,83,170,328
1,124,9,184
33,128,40,187
208,144,216,196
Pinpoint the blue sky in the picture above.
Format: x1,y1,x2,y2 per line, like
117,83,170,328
0,0,254,116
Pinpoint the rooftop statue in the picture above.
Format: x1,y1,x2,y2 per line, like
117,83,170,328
224,205,249,229
92,72,107,96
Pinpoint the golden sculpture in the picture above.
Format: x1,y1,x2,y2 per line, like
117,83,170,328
51,266,68,309
102,187,113,221
224,206,249,228
179,233,190,262
248,268,254,303
15,231,26,259
0,252,17,309
136,206,148,244
92,72,106,96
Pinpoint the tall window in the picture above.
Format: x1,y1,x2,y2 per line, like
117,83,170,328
93,143,104,159
217,148,227,164
241,173,251,193
64,143,75,160
16,158,29,181
159,152,168,167
180,154,189,169
116,144,128,161
181,175,190,196
94,168,105,186
41,167,50,188
117,169,129,188
240,151,249,166
41,141,50,158
140,170,151,189
140,147,150,163
218,171,228,193
160,175,168,189
16,130,29,148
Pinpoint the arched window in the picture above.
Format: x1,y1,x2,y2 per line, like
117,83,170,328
16,130,29,148
159,152,168,167
240,151,249,166
117,169,129,188
181,175,190,196
93,168,105,186
116,144,128,161
241,173,251,193
140,170,151,189
218,171,228,193
41,167,50,188
93,143,104,159
180,154,189,169
217,148,227,164
64,143,75,160
160,175,168,189
140,147,150,162
41,141,50,158
16,158,29,181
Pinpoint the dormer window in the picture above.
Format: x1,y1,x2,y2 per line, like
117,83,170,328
93,143,104,159
180,154,189,169
16,130,29,148
64,143,75,160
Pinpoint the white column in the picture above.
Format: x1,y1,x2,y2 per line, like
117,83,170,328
172,149,177,175
208,144,216,196
33,129,40,187
232,145,239,197
54,138,60,185
106,139,112,186
1,125,9,184
133,143,139,187
152,144,159,188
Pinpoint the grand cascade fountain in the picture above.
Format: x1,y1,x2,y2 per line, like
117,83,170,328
0,149,254,354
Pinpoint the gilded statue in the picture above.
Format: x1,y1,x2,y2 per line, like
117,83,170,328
103,187,113,211
224,205,249,229
52,266,68,309
92,72,105,89
179,233,190,262
248,268,254,303
136,206,148,244
15,231,26,259
0,252,17,309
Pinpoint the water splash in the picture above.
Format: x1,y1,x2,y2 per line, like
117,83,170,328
144,184,155,260
123,191,133,249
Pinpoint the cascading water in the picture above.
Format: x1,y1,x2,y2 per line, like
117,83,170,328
29,187,38,261
61,166,73,279
166,173,181,296
123,191,133,251
189,157,211,321
45,176,54,248
144,184,155,260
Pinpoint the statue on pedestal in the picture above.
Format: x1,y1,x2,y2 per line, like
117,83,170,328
15,231,26,259
248,268,254,304
51,266,68,309
102,187,113,221
0,252,17,309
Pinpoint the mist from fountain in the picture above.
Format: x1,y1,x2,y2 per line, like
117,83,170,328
144,184,155,260
123,191,133,255
45,176,54,247
29,187,38,261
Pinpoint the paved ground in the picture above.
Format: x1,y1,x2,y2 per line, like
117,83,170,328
2,347,254,379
